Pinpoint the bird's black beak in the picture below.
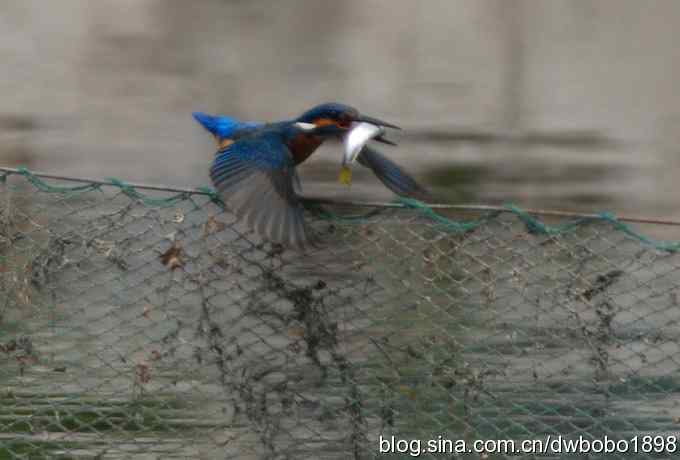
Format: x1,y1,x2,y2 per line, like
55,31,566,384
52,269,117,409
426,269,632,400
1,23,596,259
374,134,397,146
304,118,399,145
356,115,401,130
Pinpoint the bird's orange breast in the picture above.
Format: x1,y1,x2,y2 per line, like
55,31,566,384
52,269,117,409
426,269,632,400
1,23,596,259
287,133,323,165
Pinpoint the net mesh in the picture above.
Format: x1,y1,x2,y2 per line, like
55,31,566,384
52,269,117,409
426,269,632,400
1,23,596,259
1,168,680,459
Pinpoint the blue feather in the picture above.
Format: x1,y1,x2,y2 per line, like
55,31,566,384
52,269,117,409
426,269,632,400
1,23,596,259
192,112,261,139
296,102,355,123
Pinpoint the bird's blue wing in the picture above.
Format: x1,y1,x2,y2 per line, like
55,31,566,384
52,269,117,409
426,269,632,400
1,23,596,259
210,135,310,248
357,146,432,201
193,112,262,139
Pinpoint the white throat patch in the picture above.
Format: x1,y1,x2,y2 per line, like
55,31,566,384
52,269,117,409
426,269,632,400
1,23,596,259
294,122,317,131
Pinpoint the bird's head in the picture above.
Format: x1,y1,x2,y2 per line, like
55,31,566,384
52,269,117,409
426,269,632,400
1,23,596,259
295,103,399,146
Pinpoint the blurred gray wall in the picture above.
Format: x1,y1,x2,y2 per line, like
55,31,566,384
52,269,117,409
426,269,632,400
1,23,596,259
1,0,680,214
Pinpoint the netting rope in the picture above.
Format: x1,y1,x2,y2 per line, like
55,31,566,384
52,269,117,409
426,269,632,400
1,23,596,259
1,165,680,460
2,166,679,251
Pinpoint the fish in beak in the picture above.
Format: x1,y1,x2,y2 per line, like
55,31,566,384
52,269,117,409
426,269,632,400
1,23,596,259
339,122,388,185
356,114,399,147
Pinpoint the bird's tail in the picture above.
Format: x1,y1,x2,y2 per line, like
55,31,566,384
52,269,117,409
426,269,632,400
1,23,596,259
357,146,432,201
193,112,262,140
192,112,225,137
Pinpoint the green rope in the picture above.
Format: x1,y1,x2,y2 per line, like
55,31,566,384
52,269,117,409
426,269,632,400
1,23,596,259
504,203,597,235
16,166,100,194
196,186,224,207
2,167,191,207
2,166,678,252
398,197,499,233
596,212,680,252
104,178,189,207
398,198,679,253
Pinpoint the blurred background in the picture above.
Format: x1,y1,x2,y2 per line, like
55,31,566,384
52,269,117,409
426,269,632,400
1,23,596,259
1,0,679,220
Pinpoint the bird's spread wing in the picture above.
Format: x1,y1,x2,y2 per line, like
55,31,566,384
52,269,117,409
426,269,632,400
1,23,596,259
210,136,310,248
357,146,432,201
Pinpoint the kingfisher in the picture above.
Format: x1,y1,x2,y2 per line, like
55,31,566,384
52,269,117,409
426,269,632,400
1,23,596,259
193,103,431,201
198,103,431,248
